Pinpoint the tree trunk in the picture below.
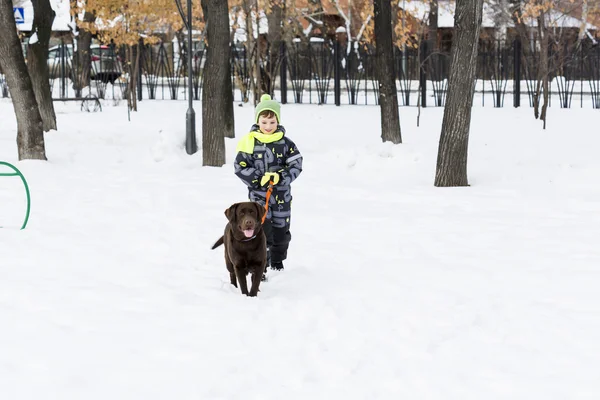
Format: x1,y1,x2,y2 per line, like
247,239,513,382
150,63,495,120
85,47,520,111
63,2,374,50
204,0,233,139
538,14,549,129
509,0,529,46
223,58,235,139
579,0,589,40
266,0,284,95
434,0,483,187
127,44,141,112
27,0,57,132
533,78,541,119
429,0,439,49
267,1,284,49
254,0,261,103
510,0,536,117
201,0,228,166
374,0,402,144
0,0,46,160
75,11,95,94
242,0,257,105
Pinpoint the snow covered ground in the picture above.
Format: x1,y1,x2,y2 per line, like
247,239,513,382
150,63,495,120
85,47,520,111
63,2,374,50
1,99,599,399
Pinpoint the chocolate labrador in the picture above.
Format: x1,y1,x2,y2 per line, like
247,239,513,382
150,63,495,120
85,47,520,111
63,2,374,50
211,201,267,297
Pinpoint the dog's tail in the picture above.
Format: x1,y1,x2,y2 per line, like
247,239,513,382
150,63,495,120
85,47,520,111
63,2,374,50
211,236,224,249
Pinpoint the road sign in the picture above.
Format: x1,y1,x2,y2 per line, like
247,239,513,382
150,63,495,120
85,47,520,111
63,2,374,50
13,7,25,24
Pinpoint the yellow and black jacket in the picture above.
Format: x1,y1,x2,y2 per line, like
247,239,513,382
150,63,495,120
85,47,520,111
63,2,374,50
234,124,303,222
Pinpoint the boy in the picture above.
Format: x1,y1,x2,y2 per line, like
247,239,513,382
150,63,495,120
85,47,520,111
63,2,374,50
234,94,303,276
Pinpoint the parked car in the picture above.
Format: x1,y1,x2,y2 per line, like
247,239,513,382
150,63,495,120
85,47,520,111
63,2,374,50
47,44,123,83
46,44,73,78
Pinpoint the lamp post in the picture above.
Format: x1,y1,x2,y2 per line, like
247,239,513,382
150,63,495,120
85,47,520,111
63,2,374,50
175,0,198,155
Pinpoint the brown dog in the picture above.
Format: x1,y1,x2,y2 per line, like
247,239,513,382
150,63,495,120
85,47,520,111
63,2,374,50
211,201,267,297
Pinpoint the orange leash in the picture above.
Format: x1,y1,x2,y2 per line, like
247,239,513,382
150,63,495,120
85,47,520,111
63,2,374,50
261,182,274,224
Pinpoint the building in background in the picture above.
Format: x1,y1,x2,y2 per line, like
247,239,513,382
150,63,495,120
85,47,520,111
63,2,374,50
14,0,71,34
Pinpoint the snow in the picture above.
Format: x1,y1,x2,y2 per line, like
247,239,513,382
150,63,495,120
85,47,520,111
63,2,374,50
1,99,600,399
524,9,598,30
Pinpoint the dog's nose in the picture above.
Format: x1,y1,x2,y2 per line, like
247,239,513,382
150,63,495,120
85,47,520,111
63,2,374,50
244,219,254,227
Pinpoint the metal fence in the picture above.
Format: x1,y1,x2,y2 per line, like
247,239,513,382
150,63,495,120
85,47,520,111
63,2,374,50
1,38,599,109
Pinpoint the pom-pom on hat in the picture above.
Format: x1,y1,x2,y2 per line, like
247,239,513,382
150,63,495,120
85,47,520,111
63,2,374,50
255,94,281,123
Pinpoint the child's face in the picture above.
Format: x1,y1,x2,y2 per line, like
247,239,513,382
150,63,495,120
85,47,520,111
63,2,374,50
258,115,278,134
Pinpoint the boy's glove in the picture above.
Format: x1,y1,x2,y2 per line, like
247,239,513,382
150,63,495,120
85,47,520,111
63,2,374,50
260,172,280,187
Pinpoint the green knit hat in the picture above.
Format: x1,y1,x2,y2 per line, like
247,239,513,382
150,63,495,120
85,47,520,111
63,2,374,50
255,94,281,123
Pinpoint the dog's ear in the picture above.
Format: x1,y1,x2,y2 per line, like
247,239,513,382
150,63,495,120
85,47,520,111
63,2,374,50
225,203,238,222
255,202,265,222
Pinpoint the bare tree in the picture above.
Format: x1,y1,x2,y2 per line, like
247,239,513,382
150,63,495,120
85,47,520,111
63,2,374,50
309,0,325,31
0,0,47,160
280,0,310,42
536,12,550,128
487,0,511,45
125,43,142,112
332,0,374,52
434,0,484,187
201,0,229,166
374,0,402,144
26,0,57,132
